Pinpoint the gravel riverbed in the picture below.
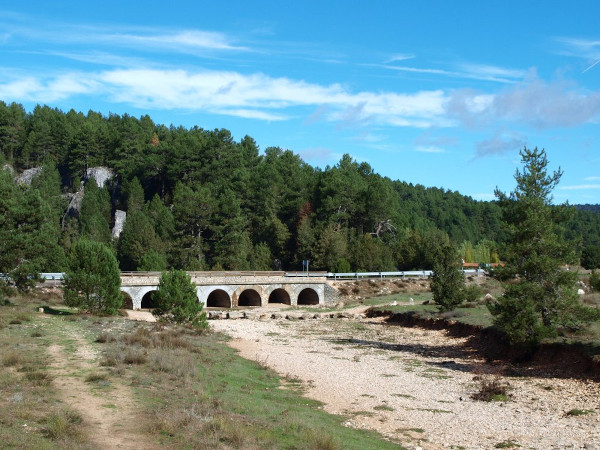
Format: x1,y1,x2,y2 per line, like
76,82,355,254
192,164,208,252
211,311,600,449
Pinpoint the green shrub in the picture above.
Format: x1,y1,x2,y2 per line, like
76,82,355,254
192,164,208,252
582,246,600,270
590,270,600,292
85,372,109,383
44,408,83,440
463,284,483,303
565,408,594,417
431,244,465,311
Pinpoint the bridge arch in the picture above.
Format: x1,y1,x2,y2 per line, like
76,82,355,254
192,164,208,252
268,287,291,305
141,290,158,309
120,286,159,310
297,288,319,305
206,289,231,308
237,288,262,307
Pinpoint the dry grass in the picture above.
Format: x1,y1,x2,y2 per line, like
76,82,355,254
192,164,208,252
150,350,197,379
306,428,343,450
121,348,148,365
95,332,117,343
1,350,23,367
121,327,192,350
43,408,84,441
85,372,109,383
23,369,53,386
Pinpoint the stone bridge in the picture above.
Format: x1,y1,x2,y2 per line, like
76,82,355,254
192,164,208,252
120,271,328,310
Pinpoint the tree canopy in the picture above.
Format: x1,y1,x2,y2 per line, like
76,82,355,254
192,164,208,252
490,148,599,348
63,239,122,314
0,101,599,278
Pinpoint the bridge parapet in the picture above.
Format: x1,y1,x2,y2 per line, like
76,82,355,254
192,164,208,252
121,271,326,287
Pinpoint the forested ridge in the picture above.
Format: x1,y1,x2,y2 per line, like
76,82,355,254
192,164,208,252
1,101,599,278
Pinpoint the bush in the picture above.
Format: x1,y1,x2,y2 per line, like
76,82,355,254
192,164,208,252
430,243,465,311
463,284,483,303
152,270,208,328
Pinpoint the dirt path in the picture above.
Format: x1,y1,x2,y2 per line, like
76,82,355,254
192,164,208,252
212,316,600,449
47,323,159,449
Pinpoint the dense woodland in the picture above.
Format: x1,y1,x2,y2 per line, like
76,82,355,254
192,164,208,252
1,101,599,278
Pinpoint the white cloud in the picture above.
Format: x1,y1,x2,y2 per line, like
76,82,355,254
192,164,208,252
383,62,524,83
0,14,247,56
559,184,600,190
457,63,526,81
95,68,448,126
0,67,448,126
585,176,600,181
0,73,98,104
0,76,43,100
216,108,286,121
104,30,248,53
448,73,600,129
415,145,445,153
385,53,415,63
3,62,599,137
554,37,600,73
555,37,600,58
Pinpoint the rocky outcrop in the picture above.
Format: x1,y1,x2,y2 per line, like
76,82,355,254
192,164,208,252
112,210,127,238
16,167,42,186
62,189,85,227
85,167,114,188
2,164,15,175
62,167,116,227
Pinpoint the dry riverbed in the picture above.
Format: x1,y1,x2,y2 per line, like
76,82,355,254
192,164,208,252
211,311,600,449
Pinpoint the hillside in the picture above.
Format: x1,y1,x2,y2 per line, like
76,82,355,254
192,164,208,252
1,101,599,276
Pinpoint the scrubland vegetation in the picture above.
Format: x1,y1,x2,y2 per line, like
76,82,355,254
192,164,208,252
0,289,403,449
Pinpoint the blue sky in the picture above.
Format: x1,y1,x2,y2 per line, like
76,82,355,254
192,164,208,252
1,1,599,204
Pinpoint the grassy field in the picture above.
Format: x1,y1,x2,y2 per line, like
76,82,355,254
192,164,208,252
0,291,85,448
0,289,404,449
370,293,495,328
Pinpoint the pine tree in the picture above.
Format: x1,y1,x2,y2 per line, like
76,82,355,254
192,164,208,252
117,210,164,271
249,242,273,270
124,176,144,215
79,179,112,243
171,182,213,270
490,148,598,348
64,240,122,314
152,269,207,328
